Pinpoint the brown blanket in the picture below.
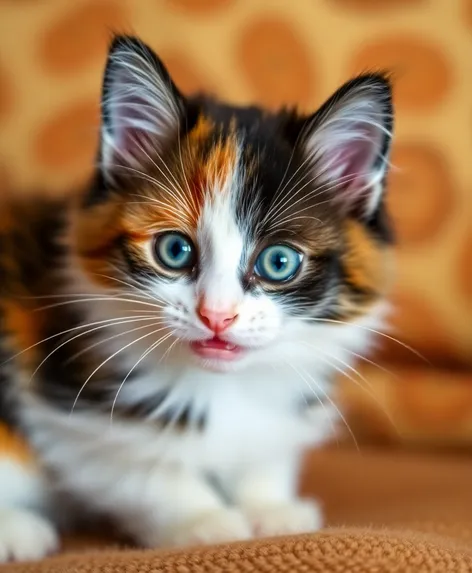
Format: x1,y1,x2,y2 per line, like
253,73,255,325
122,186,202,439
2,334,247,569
4,447,472,572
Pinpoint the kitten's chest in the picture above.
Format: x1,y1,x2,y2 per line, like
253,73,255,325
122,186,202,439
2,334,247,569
23,369,335,480
108,365,337,473
184,379,332,472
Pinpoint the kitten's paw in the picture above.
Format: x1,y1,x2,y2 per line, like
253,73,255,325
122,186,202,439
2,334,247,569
0,508,59,562
244,499,323,538
159,509,252,548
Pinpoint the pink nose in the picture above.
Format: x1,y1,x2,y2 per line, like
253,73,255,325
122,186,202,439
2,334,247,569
197,304,238,334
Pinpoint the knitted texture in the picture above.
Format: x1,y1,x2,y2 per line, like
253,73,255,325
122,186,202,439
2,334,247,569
3,529,472,573
3,447,472,572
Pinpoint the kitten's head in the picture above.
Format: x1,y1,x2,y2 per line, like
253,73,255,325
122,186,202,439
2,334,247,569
76,36,394,372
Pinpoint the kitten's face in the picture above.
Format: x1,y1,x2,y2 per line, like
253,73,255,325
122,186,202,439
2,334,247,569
76,36,394,372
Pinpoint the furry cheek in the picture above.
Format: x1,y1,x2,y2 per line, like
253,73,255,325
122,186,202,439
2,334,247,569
151,276,284,349
150,281,206,341
225,293,284,347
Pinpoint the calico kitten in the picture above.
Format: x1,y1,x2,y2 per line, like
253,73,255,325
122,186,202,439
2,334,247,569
0,35,394,561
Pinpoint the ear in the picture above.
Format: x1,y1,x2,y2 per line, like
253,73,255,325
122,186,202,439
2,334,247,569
100,35,185,179
301,73,393,216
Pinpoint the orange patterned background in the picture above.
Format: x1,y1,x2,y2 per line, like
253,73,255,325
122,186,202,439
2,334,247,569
0,0,471,447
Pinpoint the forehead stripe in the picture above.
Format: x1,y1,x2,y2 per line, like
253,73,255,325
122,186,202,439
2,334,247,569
187,119,238,228
120,114,240,239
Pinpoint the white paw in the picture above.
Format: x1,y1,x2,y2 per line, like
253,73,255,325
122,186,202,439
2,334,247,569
0,508,59,562
244,499,323,538
158,508,252,548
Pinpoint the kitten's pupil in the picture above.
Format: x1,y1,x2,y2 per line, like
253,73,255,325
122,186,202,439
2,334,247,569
168,237,192,264
255,245,303,282
155,233,194,270
171,239,187,259
272,252,288,272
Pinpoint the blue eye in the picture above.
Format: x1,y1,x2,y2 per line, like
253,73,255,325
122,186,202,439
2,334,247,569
255,245,303,282
154,233,195,270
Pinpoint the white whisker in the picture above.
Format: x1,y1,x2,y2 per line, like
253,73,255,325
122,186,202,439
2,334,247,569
288,360,359,451
2,315,155,367
284,360,338,445
110,330,175,425
70,324,171,415
30,316,163,383
37,296,166,313
65,318,168,365
295,316,429,364
299,363,359,450
298,340,398,432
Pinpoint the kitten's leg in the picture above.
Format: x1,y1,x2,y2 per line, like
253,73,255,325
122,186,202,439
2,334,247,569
116,466,252,548
233,456,323,538
0,425,58,562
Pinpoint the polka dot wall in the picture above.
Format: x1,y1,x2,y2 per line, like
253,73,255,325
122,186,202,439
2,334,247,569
0,0,471,445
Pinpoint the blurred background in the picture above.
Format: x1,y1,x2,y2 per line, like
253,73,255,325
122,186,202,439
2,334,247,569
0,0,470,449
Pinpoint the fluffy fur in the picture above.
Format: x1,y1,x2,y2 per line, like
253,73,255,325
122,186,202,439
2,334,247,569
0,35,394,561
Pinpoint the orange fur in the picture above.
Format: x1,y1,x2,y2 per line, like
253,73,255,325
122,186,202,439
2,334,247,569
343,219,391,294
188,114,213,143
118,116,238,243
2,302,40,371
74,199,126,286
4,303,39,352
0,422,35,465
77,115,239,279
203,135,238,192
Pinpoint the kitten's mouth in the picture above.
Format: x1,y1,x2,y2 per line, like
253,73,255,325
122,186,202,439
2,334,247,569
190,337,245,362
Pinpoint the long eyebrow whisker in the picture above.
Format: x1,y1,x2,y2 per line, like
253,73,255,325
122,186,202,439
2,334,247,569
272,123,307,200
264,146,317,222
267,171,359,226
176,125,200,218
133,139,194,217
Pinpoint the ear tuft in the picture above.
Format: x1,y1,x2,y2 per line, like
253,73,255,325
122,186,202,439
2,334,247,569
302,73,393,216
100,35,184,179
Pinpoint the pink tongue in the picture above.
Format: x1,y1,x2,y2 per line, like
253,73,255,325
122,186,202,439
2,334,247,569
190,338,243,362
201,337,235,350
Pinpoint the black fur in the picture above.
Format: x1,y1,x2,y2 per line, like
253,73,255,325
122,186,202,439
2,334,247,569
0,37,394,435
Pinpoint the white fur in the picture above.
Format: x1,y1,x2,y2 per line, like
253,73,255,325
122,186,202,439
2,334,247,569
18,298,384,551
197,192,245,313
0,509,58,562
101,39,182,176
0,461,58,562
0,460,44,509
244,500,323,538
2,53,392,560
304,81,391,216
14,154,387,554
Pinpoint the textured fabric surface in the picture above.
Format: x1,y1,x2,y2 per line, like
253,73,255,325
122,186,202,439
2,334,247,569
4,532,472,573
0,0,471,444
3,447,472,572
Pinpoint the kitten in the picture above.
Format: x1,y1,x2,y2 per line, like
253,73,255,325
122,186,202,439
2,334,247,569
0,35,394,561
